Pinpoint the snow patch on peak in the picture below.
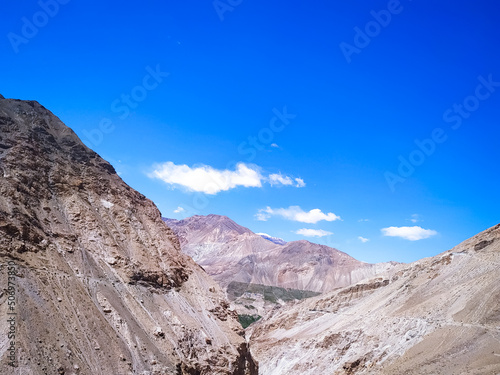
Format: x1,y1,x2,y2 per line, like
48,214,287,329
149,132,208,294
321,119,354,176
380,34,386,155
257,233,287,245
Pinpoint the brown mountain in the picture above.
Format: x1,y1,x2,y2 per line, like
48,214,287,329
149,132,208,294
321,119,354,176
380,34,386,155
248,223,500,375
164,215,396,293
0,97,257,374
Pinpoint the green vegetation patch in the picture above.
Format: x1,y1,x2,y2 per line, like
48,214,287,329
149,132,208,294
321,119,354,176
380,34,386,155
227,281,321,304
238,314,262,329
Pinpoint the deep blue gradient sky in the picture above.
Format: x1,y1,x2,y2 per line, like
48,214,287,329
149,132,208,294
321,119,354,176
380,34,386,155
2,1,499,263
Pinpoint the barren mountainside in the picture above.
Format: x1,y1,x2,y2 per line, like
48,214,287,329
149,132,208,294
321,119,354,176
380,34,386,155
248,223,500,375
0,97,257,374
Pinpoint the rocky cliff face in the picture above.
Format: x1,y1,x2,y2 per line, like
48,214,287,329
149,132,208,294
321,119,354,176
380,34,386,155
0,97,257,374
248,224,500,375
164,215,395,293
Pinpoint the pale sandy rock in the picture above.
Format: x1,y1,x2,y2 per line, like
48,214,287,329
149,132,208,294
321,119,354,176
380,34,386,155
248,224,500,375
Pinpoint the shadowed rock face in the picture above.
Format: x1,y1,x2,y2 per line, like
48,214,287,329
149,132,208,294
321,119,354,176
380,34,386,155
248,224,500,375
164,215,396,293
0,97,257,374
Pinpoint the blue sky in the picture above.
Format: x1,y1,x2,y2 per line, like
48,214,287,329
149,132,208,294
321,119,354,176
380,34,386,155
1,0,499,263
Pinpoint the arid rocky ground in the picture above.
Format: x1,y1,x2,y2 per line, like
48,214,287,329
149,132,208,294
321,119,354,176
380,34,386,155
247,224,500,374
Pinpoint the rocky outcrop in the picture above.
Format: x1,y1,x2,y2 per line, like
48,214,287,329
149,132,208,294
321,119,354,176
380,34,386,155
0,97,257,374
248,224,500,375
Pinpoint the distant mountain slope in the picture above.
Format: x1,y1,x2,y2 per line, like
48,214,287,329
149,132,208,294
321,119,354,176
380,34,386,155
248,223,500,375
163,215,396,293
164,215,274,267
0,97,256,374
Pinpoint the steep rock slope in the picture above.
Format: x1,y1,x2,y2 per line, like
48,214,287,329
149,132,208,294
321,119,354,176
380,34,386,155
164,215,395,293
0,97,257,375
248,223,500,375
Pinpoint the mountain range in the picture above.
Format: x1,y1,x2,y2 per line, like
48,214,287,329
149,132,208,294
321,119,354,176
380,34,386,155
163,215,396,294
1,95,499,375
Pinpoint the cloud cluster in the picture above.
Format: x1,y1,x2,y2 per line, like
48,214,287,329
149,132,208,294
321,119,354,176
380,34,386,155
151,162,440,247
256,206,341,224
381,226,437,241
149,162,305,195
268,173,306,188
295,228,333,237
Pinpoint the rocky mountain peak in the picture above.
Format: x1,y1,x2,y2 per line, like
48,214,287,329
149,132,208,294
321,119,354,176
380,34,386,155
166,213,397,294
0,97,257,374
164,214,254,243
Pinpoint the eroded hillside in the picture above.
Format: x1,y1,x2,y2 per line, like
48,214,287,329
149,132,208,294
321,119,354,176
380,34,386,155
248,224,500,375
0,97,257,375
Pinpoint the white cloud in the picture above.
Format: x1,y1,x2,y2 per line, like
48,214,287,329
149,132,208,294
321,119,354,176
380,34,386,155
149,162,305,195
381,226,438,241
295,228,333,237
255,211,271,221
256,206,341,224
358,218,370,222
174,206,185,213
358,236,370,243
271,143,279,148
268,174,306,188
295,178,306,188
269,173,293,186
149,162,263,195
409,214,421,223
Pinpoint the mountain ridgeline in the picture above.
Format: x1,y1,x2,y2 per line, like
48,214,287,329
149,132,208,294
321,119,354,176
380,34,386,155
163,215,397,293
